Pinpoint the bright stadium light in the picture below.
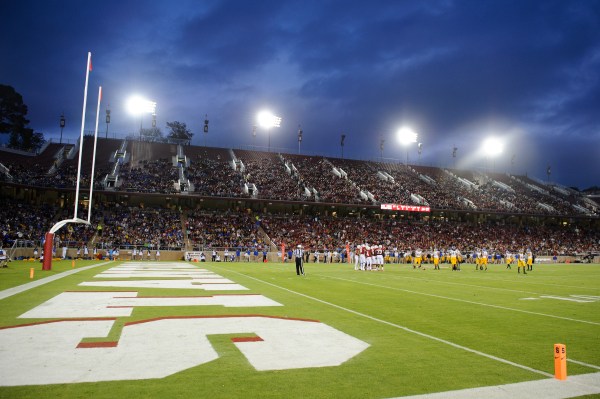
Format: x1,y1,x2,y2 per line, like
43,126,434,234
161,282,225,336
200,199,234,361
127,96,157,139
126,95,156,116
397,126,418,165
397,127,418,146
257,110,282,129
257,110,282,151
482,137,504,157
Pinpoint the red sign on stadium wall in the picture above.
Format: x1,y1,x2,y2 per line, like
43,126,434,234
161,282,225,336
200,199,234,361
380,204,431,212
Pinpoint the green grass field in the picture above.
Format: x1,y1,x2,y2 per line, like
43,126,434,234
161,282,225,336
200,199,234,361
0,259,599,398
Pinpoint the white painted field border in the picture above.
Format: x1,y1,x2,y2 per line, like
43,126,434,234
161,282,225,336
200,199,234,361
569,359,600,371
0,261,113,301
382,273,547,296
453,272,600,291
322,274,600,326
216,266,553,378
390,372,600,399
377,273,600,304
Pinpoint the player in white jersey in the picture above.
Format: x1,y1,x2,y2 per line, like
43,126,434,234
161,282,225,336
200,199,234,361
354,245,361,270
359,244,366,270
376,245,384,271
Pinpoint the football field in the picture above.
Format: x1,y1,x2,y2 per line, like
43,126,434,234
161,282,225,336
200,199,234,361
0,259,599,398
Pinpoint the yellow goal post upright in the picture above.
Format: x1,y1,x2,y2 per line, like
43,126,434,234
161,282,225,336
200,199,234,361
43,52,101,271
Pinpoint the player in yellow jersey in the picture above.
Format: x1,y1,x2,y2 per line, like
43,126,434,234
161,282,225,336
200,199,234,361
526,249,533,271
505,251,512,269
481,248,488,271
517,250,527,274
450,246,458,271
433,249,440,270
414,248,423,269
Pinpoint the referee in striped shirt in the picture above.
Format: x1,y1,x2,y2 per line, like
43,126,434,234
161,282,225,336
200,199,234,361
294,244,304,275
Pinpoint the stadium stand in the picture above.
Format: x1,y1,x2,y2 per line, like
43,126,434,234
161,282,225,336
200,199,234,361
1,137,598,261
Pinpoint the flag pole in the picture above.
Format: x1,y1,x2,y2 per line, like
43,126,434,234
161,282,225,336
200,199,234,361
74,51,91,219
88,86,101,223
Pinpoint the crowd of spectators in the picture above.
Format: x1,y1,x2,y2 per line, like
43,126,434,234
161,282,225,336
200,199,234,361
284,155,364,203
261,214,600,256
381,165,458,209
2,139,598,218
1,195,598,258
512,176,589,215
186,157,245,197
186,210,264,249
98,206,184,250
327,159,413,204
119,159,179,194
241,158,307,201
0,199,54,247
0,161,54,187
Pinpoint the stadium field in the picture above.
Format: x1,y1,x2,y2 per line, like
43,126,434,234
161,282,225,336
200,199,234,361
0,259,599,398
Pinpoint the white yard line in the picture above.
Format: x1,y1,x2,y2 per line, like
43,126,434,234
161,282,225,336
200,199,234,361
321,274,600,326
391,372,600,399
569,359,600,371
217,266,553,378
455,273,600,291
382,273,546,296
0,261,113,300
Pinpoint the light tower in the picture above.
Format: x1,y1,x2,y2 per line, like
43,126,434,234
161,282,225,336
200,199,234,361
257,110,281,152
126,95,157,140
59,113,66,144
397,127,418,165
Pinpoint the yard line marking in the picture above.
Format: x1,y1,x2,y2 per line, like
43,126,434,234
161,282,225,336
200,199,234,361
0,261,113,301
539,295,596,303
322,274,600,326
456,273,600,291
390,372,600,399
216,266,553,378
569,359,600,371
382,274,545,296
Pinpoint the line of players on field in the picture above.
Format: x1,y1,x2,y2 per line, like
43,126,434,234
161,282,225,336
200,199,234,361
352,244,534,273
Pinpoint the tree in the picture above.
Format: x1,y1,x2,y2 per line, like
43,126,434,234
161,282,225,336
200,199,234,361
166,121,193,143
0,84,29,135
0,84,45,152
9,127,46,152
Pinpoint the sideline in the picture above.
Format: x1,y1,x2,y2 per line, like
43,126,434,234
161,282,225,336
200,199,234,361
0,261,113,300
392,372,600,399
216,266,553,378
321,274,600,326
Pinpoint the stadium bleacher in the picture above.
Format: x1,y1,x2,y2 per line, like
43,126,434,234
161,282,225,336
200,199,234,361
0,137,598,259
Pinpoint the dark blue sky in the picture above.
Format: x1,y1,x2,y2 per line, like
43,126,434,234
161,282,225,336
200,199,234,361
2,0,599,189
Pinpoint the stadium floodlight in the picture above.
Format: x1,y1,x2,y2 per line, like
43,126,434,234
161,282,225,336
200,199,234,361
257,110,282,129
257,110,282,152
482,137,504,157
127,96,157,139
126,96,157,115
397,127,418,146
397,127,418,165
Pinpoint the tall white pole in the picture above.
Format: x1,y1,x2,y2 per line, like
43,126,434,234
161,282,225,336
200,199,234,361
88,86,101,223
74,51,92,219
